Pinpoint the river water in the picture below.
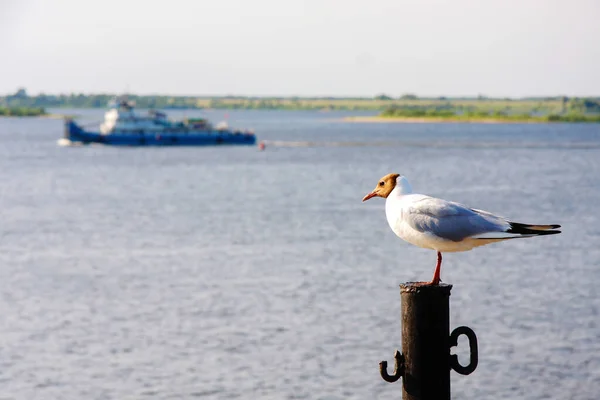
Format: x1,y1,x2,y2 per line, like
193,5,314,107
0,109,599,399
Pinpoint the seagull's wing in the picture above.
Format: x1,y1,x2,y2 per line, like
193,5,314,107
405,197,561,242
405,197,511,242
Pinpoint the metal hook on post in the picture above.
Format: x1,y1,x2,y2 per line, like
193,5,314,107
380,350,404,383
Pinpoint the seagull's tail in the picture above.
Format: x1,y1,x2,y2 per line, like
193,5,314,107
506,222,562,236
471,222,561,241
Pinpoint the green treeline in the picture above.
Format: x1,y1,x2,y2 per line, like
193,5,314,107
380,97,600,123
2,88,388,110
0,106,46,116
1,91,397,110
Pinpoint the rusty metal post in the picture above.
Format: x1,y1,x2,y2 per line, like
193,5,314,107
379,282,477,400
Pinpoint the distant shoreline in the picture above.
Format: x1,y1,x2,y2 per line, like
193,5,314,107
343,116,538,124
43,113,70,119
343,115,600,124
0,113,68,119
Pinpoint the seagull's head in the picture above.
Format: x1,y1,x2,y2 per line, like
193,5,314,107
362,173,401,202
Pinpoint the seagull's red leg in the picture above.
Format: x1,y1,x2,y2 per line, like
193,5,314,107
426,252,442,286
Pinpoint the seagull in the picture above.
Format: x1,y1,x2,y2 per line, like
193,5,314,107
362,173,561,285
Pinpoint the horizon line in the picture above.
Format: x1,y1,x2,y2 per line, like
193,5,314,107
2,89,599,100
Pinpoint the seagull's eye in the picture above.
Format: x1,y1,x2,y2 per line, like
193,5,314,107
379,181,384,187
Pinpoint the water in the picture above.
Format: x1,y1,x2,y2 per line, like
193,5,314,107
0,110,599,399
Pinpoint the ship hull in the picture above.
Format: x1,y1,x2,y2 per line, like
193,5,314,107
63,120,256,146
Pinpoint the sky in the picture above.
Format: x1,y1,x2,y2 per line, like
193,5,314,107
1,0,599,97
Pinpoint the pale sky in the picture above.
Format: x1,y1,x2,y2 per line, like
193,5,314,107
1,0,599,97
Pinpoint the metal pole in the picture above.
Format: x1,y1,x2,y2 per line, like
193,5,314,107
401,283,452,400
379,282,478,400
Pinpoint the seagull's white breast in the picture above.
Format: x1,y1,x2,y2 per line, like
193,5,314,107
386,193,439,249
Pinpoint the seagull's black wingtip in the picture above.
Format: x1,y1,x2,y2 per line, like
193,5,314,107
507,222,562,235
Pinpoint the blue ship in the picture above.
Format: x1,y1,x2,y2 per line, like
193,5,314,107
61,97,256,146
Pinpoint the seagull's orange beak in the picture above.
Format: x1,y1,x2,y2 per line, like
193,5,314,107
362,191,378,202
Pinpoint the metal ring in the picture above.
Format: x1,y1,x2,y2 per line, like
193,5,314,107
449,326,478,375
